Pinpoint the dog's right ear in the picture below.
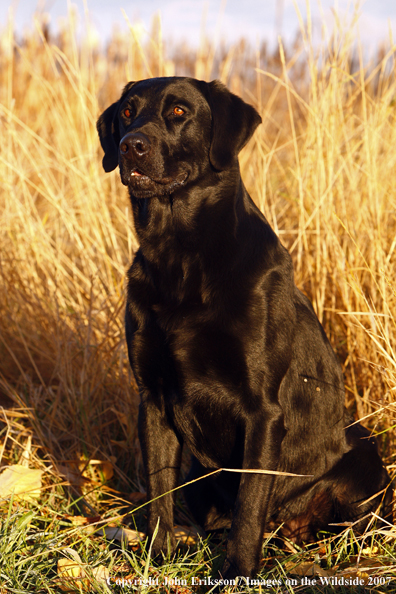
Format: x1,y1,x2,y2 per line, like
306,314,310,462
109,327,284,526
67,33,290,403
96,101,121,173
96,81,135,173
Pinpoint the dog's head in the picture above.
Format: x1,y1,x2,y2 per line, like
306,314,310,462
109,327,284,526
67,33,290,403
97,77,261,198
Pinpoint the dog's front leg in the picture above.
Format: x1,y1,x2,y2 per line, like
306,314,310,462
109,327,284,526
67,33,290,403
125,304,182,556
138,398,182,557
221,404,285,581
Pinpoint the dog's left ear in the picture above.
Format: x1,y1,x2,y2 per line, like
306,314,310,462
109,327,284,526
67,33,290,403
96,81,135,173
205,80,262,171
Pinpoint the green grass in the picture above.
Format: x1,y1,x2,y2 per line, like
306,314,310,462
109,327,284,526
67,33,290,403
1,494,396,593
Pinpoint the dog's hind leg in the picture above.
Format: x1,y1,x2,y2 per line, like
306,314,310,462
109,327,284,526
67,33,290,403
327,423,392,530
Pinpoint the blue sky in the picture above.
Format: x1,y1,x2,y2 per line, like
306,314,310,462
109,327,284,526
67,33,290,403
2,0,396,51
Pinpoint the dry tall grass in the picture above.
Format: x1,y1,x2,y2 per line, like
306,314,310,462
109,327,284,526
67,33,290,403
0,6,395,497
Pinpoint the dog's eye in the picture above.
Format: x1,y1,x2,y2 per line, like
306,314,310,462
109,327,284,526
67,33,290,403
173,106,185,116
123,108,131,118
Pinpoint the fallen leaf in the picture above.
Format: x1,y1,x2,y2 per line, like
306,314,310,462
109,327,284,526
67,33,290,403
57,465,87,487
286,561,335,577
128,491,146,504
361,545,379,556
60,548,84,564
58,558,83,579
97,525,146,545
57,549,109,592
0,465,43,502
98,524,198,545
86,459,114,481
338,556,384,570
63,514,101,526
57,550,86,592
90,564,110,582
174,525,199,545
339,570,370,585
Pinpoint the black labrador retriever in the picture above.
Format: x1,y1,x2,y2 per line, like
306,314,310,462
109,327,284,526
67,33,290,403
97,77,392,582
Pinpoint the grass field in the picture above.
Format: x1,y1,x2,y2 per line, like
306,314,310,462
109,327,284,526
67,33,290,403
0,5,396,592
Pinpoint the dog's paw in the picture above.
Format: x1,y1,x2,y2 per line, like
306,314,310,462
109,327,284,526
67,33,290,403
218,557,250,587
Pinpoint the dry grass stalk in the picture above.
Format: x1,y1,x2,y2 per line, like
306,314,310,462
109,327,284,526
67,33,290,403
0,6,395,500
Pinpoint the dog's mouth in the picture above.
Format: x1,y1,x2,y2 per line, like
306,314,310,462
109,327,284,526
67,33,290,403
121,164,188,197
120,165,153,187
130,168,148,179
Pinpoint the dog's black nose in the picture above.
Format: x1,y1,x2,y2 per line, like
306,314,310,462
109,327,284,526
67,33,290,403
120,132,151,158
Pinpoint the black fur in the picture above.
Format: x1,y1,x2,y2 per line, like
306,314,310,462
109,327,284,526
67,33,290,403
97,77,392,582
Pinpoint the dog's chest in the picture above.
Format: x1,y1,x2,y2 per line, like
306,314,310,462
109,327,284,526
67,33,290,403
156,301,259,397
154,308,263,467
